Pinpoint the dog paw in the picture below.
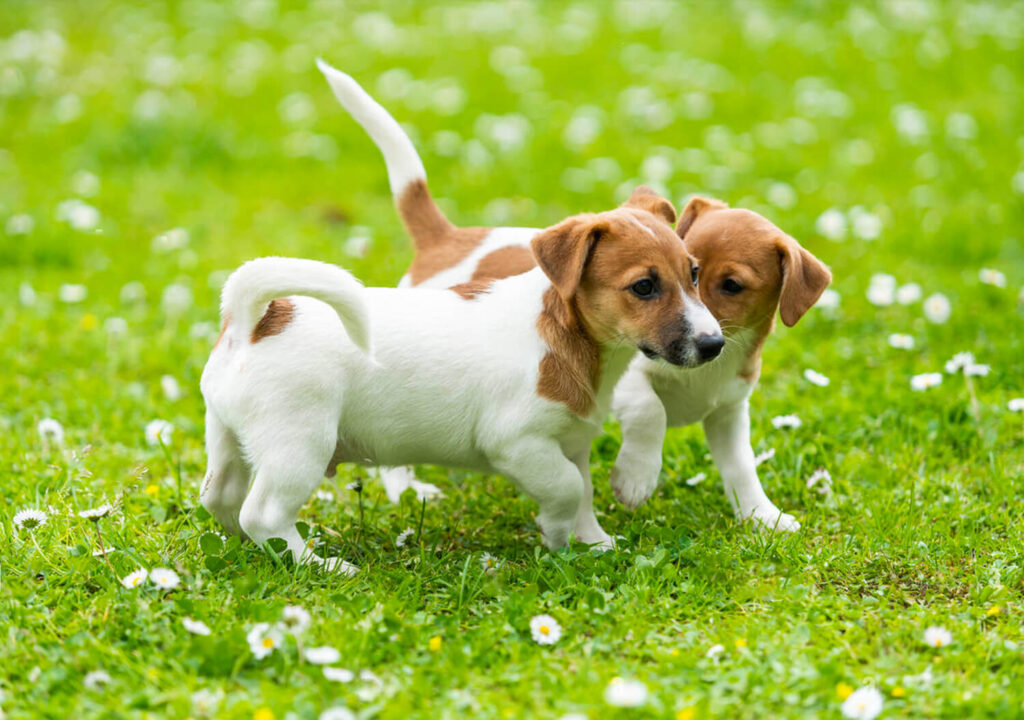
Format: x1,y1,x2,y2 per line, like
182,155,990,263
610,465,659,510
742,505,801,533
575,528,615,551
321,557,360,576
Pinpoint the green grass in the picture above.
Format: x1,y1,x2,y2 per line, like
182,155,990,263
3,1,1024,718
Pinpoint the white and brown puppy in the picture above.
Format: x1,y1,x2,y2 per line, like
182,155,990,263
199,199,723,570
318,61,830,532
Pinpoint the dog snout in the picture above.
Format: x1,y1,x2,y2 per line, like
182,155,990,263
696,333,725,362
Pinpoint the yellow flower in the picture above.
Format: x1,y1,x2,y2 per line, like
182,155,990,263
80,313,98,330
669,648,680,657
253,709,274,720
836,682,854,700
676,707,696,720
429,635,442,652
144,484,160,496
891,686,906,698
986,606,1001,617
734,638,747,649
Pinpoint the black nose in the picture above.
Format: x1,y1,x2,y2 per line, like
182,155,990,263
696,334,725,362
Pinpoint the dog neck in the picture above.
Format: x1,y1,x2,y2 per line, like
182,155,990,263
535,286,635,418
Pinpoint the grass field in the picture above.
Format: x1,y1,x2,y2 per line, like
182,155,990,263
3,1,1024,718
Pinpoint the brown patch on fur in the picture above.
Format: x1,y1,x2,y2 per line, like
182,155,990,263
251,299,295,343
621,185,677,226
450,281,492,300
471,245,535,282
397,179,490,285
536,287,600,416
214,314,231,348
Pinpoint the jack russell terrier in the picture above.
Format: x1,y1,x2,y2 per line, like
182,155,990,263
318,60,831,533
199,182,724,569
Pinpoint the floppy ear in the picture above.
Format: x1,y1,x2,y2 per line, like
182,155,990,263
621,185,676,226
531,215,608,299
676,196,728,240
777,237,832,327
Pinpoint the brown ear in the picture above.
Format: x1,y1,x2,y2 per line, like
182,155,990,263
531,215,608,299
777,237,832,327
621,186,677,226
676,196,728,239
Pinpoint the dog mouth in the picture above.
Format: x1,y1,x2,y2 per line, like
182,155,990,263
638,343,660,360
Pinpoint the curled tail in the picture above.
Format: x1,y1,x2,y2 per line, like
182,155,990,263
316,58,454,252
220,257,370,353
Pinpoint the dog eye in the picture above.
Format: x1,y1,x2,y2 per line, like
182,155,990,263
690,266,700,287
630,278,656,298
721,278,744,295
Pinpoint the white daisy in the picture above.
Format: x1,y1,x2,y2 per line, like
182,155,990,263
604,677,648,707
150,567,180,590
923,625,952,648
13,508,48,530
964,363,990,377
151,227,189,253
896,282,922,304
888,333,915,350
910,373,943,391
803,369,830,387
685,472,707,487
705,643,725,659
160,375,182,401
105,317,128,336
83,669,111,690
806,469,832,495
395,528,415,548
320,709,356,720
903,667,934,686
145,419,174,447
923,293,951,324
79,503,113,521
7,213,34,235
841,686,883,720
58,282,88,303
815,208,847,241
866,283,895,307
945,352,975,373
815,288,841,310
37,418,65,445
979,268,1006,288
92,546,115,557
315,489,335,502
529,614,562,645
56,200,100,232
323,666,355,683
1009,398,1024,412
480,552,500,574
191,688,223,716
19,281,37,305
247,622,284,659
121,568,148,589
345,480,363,492
161,283,193,317
753,448,775,467
304,646,341,665
771,414,802,429
849,206,882,240
182,617,211,636
280,605,311,634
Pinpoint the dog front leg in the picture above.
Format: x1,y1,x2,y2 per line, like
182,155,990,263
492,440,584,550
570,448,614,550
609,371,667,509
703,400,800,532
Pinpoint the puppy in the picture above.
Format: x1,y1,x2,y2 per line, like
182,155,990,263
200,201,723,569
318,61,830,531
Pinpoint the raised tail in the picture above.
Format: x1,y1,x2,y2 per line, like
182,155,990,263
220,257,370,353
316,58,454,251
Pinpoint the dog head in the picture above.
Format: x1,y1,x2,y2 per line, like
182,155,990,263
531,187,724,367
676,198,831,335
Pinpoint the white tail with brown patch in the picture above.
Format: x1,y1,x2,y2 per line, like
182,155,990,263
220,257,371,354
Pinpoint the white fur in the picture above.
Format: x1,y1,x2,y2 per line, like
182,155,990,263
202,262,628,571
317,59,425,195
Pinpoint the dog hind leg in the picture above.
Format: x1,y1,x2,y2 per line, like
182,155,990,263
200,410,251,536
